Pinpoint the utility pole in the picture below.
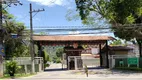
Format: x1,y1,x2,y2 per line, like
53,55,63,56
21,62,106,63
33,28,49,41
29,3,44,73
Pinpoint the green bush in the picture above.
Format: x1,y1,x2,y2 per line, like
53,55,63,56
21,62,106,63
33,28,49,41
5,60,21,77
41,50,50,68
56,58,61,63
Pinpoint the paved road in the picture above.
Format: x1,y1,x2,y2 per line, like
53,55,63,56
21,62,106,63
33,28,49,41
3,63,142,80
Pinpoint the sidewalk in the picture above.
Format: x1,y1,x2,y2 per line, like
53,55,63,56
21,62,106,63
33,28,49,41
4,63,142,80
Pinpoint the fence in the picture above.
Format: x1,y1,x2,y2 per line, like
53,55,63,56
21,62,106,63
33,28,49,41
3,57,43,74
109,55,141,69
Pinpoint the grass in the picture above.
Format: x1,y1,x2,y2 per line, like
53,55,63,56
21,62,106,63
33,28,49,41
115,67,142,72
0,73,36,79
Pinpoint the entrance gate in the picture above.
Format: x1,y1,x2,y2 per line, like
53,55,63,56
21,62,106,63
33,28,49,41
33,35,115,69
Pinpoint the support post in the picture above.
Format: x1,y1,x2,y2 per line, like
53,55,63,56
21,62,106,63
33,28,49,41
75,57,77,70
24,65,27,74
0,55,3,77
106,40,109,68
0,1,3,77
99,44,103,67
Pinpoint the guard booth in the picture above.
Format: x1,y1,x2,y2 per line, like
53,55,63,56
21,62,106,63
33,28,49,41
33,35,115,70
64,44,84,70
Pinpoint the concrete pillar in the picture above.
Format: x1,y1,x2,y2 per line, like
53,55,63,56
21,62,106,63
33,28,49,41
0,55,3,77
24,65,27,74
75,57,77,70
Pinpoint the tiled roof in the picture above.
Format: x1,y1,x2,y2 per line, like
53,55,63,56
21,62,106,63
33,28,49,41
33,35,115,41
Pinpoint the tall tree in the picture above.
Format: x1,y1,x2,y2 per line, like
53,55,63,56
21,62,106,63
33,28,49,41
75,0,142,56
2,9,30,58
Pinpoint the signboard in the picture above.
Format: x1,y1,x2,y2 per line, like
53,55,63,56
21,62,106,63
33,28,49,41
128,58,139,65
127,57,139,67
91,48,99,54
0,45,5,56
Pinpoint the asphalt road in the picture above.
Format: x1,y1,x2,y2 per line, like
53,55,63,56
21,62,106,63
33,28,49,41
3,63,142,80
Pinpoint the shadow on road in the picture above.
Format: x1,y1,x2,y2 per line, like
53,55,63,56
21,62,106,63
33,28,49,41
44,68,68,72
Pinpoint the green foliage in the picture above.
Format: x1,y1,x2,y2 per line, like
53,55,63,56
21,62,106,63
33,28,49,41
115,67,142,71
56,58,61,63
52,56,61,63
75,0,142,49
56,48,64,58
2,8,30,58
75,0,142,24
41,50,50,68
5,61,21,76
110,39,124,46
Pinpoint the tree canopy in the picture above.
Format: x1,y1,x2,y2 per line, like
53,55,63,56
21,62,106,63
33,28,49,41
2,8,30,58
75,0,142,56
75,0,142,24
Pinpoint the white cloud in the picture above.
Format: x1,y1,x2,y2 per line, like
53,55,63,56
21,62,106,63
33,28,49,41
27,0,73,7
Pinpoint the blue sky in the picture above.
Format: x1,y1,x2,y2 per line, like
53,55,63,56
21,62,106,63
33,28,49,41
8,0,83,28
7,0,114,36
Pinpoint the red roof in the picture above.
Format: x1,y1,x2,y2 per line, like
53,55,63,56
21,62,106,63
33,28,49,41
33,35,115,41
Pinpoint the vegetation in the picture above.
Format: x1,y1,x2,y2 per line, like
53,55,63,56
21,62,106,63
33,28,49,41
2,8,30,58
115,67,142,71
41,49,50,68
5,60,21,77
56,48,64,58
74,0,142,56
109,39,125,46
54,48,64,63
1,73,35,79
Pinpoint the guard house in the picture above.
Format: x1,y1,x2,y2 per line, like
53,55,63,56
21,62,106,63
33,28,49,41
33,35,115,70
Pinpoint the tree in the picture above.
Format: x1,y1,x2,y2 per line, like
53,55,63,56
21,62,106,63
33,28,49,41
66,9,109,27
109,39,125,46
56,48,64,58
2,9,30,58
75,0,142,56
41,49,50,68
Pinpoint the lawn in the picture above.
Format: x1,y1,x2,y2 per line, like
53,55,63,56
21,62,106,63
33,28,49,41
0,73,36,79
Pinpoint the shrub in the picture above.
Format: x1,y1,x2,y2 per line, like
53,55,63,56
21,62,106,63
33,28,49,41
56,58,61,63
41,50,50,68
5,60,21,77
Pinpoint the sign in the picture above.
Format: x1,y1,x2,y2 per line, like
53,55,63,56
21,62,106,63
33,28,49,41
91,48,99,54
127,58,139,65
0,45,5,56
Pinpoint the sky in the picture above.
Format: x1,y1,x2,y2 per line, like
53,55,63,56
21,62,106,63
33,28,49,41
8,0,114,36
8,0,83,27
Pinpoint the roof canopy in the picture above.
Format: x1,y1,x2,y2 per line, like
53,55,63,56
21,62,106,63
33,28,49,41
33,35,115,41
